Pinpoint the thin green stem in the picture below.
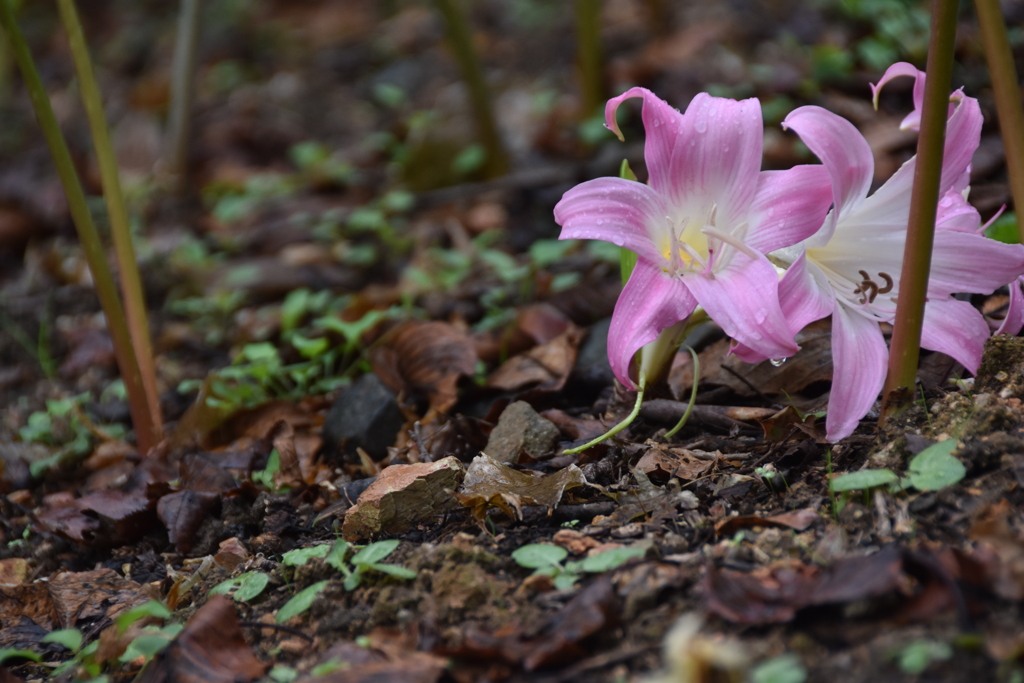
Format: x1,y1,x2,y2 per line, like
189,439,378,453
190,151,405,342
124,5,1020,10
58,0,163,441
974,0,1024,237
664,345,699,439
880,0,960,421
165,0,201,191
574,0,605,118
432,0,508,178
0,0,157,454
563,375,646,454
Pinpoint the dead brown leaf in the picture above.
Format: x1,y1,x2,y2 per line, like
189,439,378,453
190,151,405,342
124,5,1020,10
635,445,715,482
704,546,907,624
372,320,478,414
135,595,266,683
453,453,586,522
714,509,820,536
342,456,465,542
486,325,584,394
48,568,152,629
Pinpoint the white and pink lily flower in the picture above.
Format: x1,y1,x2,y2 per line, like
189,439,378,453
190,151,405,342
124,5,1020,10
738,83,1024,441
874,64,1024,338
553,87,833,388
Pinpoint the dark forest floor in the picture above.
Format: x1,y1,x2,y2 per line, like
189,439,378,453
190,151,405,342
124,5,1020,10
4,1,1024,681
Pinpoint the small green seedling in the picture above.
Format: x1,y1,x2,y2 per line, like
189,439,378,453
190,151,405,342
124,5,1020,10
281,544,332,567
276,580,329,623
904,439,965,491
751,653,808,683
210,571,270,603
891,639,952,675
267,665,299,683
19,393,126,477
830,467,898,513
511,543,647,590
326,539,417,591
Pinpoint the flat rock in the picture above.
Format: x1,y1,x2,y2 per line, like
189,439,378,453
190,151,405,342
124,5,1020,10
484,401,560,463
321,373,405,463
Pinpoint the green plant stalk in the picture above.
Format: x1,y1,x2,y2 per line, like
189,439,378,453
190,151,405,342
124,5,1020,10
58,0,164,440
564,374,645,454
574,0,605,118
0,0,158,454
880,0,960,421
664,345,699,439
165,0,201,191
975,0,1024,238
432,0,508,178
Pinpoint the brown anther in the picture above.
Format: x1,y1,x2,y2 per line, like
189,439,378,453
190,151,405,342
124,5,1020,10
877,272,893,294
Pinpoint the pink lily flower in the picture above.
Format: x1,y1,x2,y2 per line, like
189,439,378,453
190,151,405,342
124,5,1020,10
874,64,1024,338
739,85,1024,441
553,87,832,388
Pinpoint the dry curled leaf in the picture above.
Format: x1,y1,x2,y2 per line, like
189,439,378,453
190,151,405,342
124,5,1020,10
371,320,477,414
453,453,586,522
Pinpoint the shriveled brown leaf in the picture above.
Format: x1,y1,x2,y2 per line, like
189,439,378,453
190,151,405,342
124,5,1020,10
453,453,586,522
48,568,152,629
342,456,465,542
705,546,907,624
37,490,155,546
372,320,477,414
596,468,698,528
0,582,58,630
635,445,715,482
714,509,820,536
158,490,220,553
486,325,584,394
135,595,266,683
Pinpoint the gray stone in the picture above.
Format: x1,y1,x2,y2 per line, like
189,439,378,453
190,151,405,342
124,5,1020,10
322,373,405,462
484,401,560,463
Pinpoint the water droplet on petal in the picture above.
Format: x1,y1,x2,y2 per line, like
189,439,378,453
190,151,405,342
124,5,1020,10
770,358,787,367
612,236,624,247
695,118,708,134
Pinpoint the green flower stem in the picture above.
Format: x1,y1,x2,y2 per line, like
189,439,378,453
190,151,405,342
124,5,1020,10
564,375,646,454
975,0,1024,238
663,345,699,439
574,0,605,118
432,0,508,179
0,0,158,454
881,0,960,420
58,0,163,441
164,0,201,191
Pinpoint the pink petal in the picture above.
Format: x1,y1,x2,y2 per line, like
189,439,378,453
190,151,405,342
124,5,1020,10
605,87,683,196
731,254,835,364
783,106,874,244
554,177,668,264
745,165,833,254
667,94,764,223
870,62,925,130
607,259,698,389
935,189,981,233
920,297,989,373
826,305,888,442
996,277,1024,336
779,253,836,334
683,250,798,360
928,232,1024,296
938,94,983,196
